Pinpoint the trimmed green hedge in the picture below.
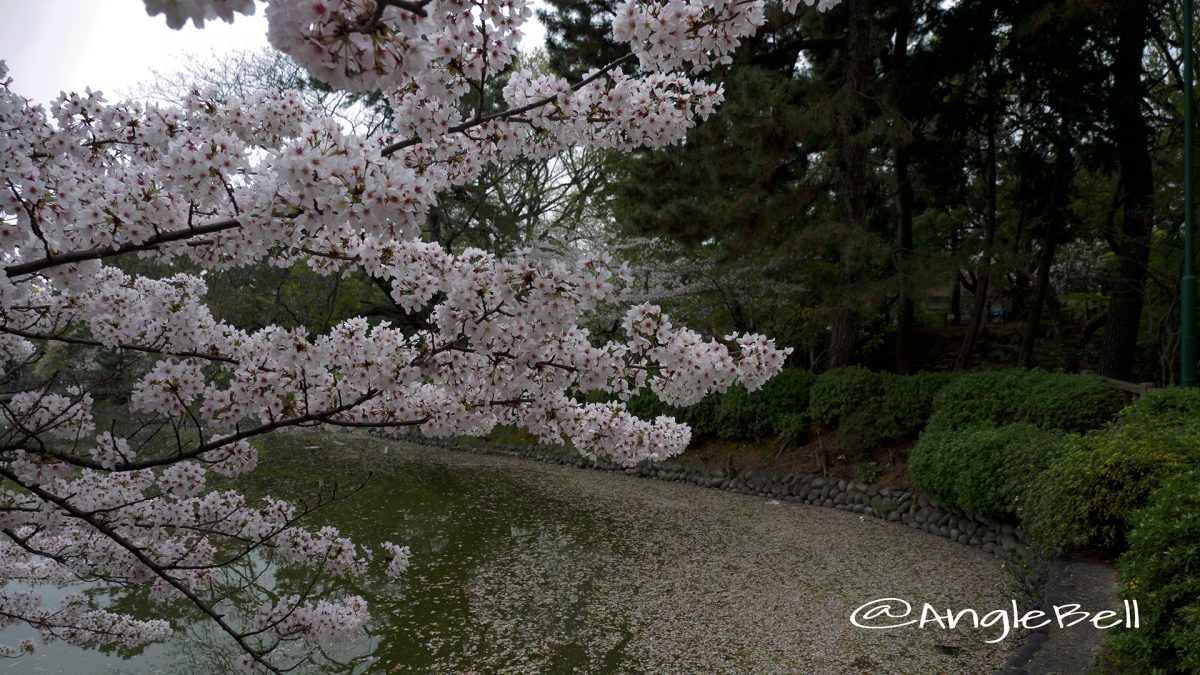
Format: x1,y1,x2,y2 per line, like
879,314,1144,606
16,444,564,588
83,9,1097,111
624,388,674,422
807,368,952,455
624,367,816,441
704,367,818,441
908,388,1200,671
877,372,953,441
1111,385,1200,429
757,368,817,438
623,368,1119,454
910,388,1200,673
909,423,1069,520
1023,389,1200,553
925,370,1124,434
808,366,883,427
1113,469,1200,673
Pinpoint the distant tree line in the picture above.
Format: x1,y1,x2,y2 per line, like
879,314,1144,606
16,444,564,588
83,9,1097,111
540,0,1197,383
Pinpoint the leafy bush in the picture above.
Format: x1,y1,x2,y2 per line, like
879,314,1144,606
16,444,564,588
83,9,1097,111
621,368,815,441
772,413,809,441
836,398,884,458
909,423,1069,520
624,388,720,438
707,368,816,440
808,366,884,427
926,370,1124,433
582,390,616,405
810,368,951,446
1113,387,1200,430
1113,469,1200,673
876,372,953,441
757,368,817,436
682,394,723,438
624,388,672,420
1023,413,1200,553
714,386,772,439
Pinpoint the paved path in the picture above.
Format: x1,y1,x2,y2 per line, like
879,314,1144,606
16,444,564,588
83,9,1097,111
1001,556,1120,674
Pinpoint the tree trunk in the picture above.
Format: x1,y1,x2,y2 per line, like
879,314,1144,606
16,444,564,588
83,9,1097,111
1098,0,1153,380
828,0,871,369
1019,131,1071,368
956,65,998,372
951,275,962,324
1019,227,1057,368
892,2,915,374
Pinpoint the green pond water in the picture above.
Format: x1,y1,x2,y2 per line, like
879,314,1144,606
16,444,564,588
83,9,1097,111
1,435,1027,674
2,437,638,673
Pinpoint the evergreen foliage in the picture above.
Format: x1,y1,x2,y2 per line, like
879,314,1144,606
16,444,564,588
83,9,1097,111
909,423,1069,520
925,370,1124,433
1023,388,1200,553
1114,469,1200,673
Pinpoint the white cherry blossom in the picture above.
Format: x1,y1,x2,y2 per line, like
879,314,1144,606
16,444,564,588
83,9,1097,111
0,0,840,668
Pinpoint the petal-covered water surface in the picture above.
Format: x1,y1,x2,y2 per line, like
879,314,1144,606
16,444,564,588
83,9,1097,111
1,433,1024,673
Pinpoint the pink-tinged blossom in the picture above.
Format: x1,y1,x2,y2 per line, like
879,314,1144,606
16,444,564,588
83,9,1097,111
381,541,411,576
202,439,259,477
0,0,840,662
251,594,369,639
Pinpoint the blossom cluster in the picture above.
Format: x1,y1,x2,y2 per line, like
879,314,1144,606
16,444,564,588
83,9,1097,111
613,0,841,73
145,0,257,28
0,589,171,648
0,0,841,667
251,594,369,641
0,433,379,654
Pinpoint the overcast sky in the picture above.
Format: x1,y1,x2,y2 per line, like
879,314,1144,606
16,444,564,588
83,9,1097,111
0,1,548,108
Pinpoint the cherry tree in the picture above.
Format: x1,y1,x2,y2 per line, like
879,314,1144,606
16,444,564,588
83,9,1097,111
0,0,839,669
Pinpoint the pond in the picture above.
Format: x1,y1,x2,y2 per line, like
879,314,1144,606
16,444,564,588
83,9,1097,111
2,434,1026,673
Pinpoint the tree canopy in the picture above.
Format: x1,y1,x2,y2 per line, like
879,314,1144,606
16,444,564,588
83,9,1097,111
538,0,1196,382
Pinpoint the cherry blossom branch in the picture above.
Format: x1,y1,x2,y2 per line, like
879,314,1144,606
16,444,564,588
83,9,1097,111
163,478,369,572
0,326,237,364
131,389,379,468
3,218,241,280
378,53,636,155
0,465,285,674
0,0,830,664
3,390,378,473
350,0,434,25
3,50,636,281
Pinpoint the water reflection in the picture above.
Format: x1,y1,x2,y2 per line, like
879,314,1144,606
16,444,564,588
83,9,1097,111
0,440,1027,674
1,441,626,673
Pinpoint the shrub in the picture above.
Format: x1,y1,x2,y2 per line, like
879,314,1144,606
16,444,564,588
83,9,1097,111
618,367,815,441
624,388,671,421
926,370,1124,433
1023,416,1200,553
808,366,883,427
623,388,722,438
1113,387,1200,430
876,372,953,441
709,368,817,440
836,398,884,458
758,368,816,436
909,423,1069,520
772,412,809,441
679,392,722,438
1113,469,1200,673
811,368,950,446
582,390,616,405
714,385,772,440
1015,373,1125,432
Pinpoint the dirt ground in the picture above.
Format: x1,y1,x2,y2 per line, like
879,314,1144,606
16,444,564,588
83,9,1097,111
669,431,918,491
